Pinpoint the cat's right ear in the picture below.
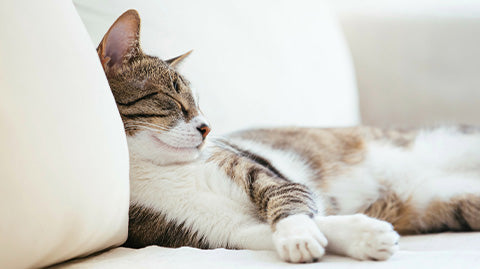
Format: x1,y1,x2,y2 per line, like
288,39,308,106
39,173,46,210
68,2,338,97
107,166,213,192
97,9,142,74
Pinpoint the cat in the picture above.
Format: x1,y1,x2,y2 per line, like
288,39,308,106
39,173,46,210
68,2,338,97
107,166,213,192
97,10,480,263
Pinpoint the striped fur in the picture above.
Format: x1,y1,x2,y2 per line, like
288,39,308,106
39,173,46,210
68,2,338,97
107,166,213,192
208,139,318,227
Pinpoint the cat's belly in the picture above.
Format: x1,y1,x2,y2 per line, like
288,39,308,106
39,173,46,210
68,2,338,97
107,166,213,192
366,134,480,211
229,127,480,216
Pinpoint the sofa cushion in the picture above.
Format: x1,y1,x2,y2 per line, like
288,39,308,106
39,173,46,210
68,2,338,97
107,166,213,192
56,232,480,268
0,0,129,268
74,0,359,134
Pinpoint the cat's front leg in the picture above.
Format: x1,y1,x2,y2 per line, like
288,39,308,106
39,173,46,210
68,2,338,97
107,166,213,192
272,214,328,263
233,214,328,262
315,214,400,261
209,143,327,263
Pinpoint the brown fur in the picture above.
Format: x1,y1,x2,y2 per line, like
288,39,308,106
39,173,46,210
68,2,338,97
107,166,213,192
361,190,416,234
126,204,211,249
230,127,366,183
96,10,199,137
412,194,480,234
229,126,416,188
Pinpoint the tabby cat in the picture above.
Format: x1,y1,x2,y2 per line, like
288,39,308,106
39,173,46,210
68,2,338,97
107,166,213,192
97,10,480,263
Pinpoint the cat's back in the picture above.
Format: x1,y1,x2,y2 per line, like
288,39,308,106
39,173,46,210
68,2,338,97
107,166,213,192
226,126,416,175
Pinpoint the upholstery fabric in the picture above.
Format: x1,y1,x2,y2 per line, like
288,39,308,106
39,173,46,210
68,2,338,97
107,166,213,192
0,0,130,268
56,232,480,268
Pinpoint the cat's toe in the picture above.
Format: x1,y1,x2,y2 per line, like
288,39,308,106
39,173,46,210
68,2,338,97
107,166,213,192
273,215,327,263
363,231,399,260
348,215,400,261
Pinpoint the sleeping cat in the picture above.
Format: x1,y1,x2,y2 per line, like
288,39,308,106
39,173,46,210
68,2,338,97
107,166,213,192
97,10,480,263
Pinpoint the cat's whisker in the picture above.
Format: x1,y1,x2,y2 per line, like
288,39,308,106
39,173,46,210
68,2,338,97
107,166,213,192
126,120,193,136
125,122,174,133
125,125,164,133
124,123,168,133
125,120,198,136
127,120,172,131
125,124,196,137
125,125,194,137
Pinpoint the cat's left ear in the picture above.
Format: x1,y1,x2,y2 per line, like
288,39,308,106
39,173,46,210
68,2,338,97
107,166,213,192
165,50,193,68
97,9,142,73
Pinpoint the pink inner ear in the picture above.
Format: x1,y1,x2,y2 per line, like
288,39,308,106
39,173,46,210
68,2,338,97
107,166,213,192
104,19,138,67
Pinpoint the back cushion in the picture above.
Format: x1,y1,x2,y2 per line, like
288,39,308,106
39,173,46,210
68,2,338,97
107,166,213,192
74,0,359,134
0,0,129,268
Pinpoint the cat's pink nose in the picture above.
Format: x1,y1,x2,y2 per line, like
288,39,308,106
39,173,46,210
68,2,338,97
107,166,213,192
197,124,211,139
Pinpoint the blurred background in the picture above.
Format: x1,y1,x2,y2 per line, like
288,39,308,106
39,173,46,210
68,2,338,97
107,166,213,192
74,0,480,133
331,0,480,128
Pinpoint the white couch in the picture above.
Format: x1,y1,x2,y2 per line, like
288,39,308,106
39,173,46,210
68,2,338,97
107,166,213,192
1,0,479,268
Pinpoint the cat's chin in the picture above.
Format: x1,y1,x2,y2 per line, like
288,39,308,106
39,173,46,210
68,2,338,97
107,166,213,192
150,134,200,151
149,150,201,166
127,132,203,165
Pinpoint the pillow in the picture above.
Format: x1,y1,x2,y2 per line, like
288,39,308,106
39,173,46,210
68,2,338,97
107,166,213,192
0,0,129,268
74,0,359,134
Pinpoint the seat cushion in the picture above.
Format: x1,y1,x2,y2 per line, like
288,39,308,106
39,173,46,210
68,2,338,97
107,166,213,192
56,232,480,268
0,0,129,268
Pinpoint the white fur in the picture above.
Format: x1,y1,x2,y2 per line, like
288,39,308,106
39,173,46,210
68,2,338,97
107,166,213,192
316,214,399,261
322,164,380,214
127,115,208,165
129,152,274,251
273,215,327,263
366,128,480,211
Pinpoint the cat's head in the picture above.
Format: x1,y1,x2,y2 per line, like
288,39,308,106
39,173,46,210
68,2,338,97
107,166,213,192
97,10,210,165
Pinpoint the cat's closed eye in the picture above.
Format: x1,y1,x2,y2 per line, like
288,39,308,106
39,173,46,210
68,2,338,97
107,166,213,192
175,99,189,118
161,92,188,116
172,80,180,93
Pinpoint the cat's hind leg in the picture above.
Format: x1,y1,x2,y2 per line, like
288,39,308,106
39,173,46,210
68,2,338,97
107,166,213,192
455,194,480,230
315,214,399,261
410,193,480,233
360,184,480,234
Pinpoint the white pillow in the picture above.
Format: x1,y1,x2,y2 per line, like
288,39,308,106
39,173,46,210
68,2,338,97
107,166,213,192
0,0,129,268
74,0,359,134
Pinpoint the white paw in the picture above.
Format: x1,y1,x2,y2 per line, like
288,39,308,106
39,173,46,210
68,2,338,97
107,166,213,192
272,214,328,263
316,214,399,261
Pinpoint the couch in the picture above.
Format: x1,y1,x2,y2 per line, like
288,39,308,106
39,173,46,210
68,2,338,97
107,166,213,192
1,0,479,268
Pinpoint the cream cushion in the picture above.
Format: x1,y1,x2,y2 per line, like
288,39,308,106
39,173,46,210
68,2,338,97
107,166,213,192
57,232,480,268
0,0,129,268
74,0,360,134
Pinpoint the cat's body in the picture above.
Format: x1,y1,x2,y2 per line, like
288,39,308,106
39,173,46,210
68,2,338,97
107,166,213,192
98,10,480,263
126,126,480,248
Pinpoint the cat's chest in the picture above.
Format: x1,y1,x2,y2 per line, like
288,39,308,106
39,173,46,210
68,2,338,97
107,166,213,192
129,158,253,216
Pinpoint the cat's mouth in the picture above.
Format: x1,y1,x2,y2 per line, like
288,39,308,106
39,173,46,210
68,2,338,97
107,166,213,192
151,134,203,153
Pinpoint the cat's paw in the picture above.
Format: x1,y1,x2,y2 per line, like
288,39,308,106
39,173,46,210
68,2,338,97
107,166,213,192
316,214,399,261
272,214,328,263
342,215,399,261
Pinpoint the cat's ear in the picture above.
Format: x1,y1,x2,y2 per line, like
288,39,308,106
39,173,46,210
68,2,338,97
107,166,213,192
97,9,142,73
165,50,193,68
